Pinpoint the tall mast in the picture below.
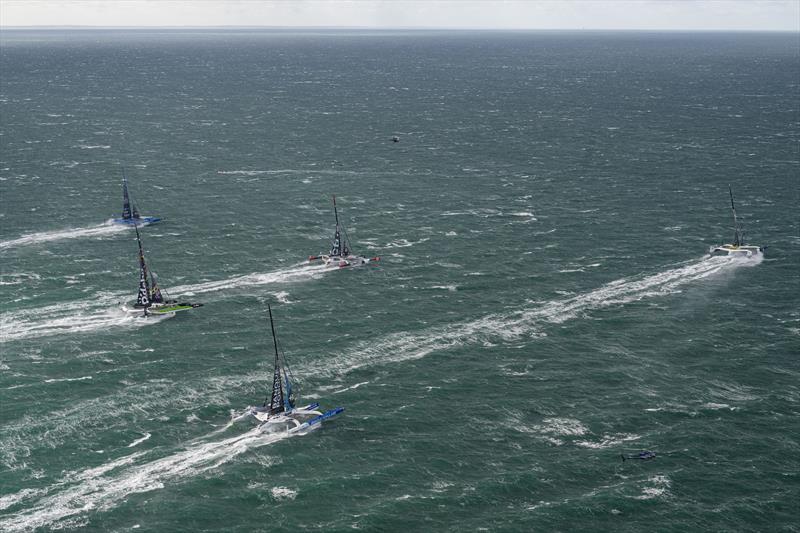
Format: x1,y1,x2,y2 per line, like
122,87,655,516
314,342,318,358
333,194,339,227
134,223,151,307
729,185,742,246
265,304,285,414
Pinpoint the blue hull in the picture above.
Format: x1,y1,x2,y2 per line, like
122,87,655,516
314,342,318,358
113,216,161,227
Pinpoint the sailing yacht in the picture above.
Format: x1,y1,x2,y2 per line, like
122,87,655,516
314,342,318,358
244,304,344,433
112,168,161,226
123,224,202,316
308,195,379,268
709,186,763,257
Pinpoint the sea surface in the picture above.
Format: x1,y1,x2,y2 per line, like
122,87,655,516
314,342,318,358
0,29,798,531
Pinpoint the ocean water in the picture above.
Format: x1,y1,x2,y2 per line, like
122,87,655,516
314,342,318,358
0,29,798,531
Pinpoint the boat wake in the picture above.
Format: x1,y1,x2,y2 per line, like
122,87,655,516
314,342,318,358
0,221,127,251
0,264,328,343
0,296,172,343
314,255,759,375
0,255,758,528
0,427,292,532
170,262,328,296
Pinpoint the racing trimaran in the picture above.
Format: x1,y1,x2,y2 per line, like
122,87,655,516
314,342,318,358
124,223,202,316
243,304,344,433
709,186,763,257
113,168,161,226
308,195,379,268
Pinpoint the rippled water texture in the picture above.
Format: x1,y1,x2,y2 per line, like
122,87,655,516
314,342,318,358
1,30,798,531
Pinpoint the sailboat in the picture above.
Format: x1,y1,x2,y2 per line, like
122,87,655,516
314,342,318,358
112,168,161,226
123,223,202,316
244,304,344,433
308,195,379,268
709,186,763,257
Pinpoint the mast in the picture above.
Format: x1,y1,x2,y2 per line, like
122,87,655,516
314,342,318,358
330,195,343,257
265,304,286,416
121,167,140,220
729,185,743,246
329,195,351,257
134,223,151,307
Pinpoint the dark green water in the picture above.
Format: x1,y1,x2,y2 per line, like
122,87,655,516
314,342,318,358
1,30,798,531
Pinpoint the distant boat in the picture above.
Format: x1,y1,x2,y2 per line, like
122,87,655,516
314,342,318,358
112,168,161,226
308,195,379,268
123,223,202,316
709,186,763,257
243,304,344,433
392,135,400,143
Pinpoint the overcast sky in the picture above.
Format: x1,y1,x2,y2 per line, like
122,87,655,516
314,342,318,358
1,1,798,31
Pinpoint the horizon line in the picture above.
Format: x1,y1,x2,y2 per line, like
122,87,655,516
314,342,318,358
1,25,798,33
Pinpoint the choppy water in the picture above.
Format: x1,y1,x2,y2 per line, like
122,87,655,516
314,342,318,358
1,29,798,531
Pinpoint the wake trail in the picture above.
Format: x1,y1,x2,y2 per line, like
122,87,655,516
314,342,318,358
170,262,328,295
0,263,327,343
0,295,171,343
0,221,127,251
0,427,292,532
312,255,758,375
0,255,758,527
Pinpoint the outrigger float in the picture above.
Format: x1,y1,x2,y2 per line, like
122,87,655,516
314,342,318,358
112,168,161,227
122,223,202,317
308,195,379,269
238,304,344,434
709,186,763,258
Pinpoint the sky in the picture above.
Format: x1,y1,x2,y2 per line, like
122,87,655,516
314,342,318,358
0,0,799,31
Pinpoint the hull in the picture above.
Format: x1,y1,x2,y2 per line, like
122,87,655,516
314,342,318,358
311,254,376,269
121,302,201,315
113,216,161,227
709,244,762,257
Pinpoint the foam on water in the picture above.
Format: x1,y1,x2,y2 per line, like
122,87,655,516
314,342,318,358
0,427,293,532
0,221,127,250
316,256,755,375
0,264,327,342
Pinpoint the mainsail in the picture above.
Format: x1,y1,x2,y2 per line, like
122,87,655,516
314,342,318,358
264,304,296,417
729,185,743,246
329,195,351,257
121,168,141,220
134,224,151,308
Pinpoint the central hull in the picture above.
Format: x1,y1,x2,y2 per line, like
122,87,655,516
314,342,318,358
709,244,762,257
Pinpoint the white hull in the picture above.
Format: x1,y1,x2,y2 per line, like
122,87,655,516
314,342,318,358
709,244,762,258
316,254,373,269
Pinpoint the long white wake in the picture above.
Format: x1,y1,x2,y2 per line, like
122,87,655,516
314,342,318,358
0,255,759,529
311,255,760,376
0,427,292,532
0,263,327,343
0,221,127,251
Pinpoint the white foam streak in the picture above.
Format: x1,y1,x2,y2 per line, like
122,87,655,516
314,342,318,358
170,262,326,296
0,222,126,250
0,298,171,343
317,256,752,375
1,264,326,343
0,428,290,532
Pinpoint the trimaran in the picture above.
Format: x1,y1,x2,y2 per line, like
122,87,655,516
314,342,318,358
113,168,161,226
308,195,379,268
123,223,202,316
238,304,344,433
709,186,763,257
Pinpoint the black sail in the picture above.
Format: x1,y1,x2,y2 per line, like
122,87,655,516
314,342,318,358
121,169,141,220
134,224,151,308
